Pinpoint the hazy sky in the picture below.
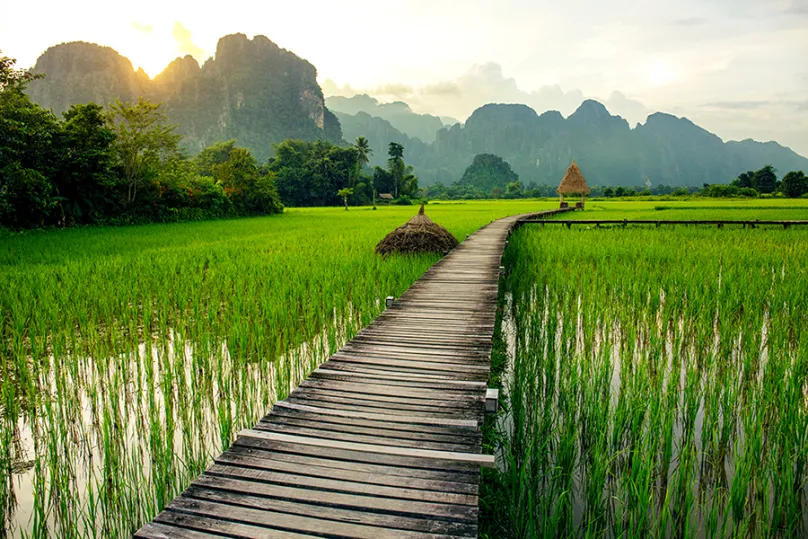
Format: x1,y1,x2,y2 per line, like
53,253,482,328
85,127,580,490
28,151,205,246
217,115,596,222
2,0,807,155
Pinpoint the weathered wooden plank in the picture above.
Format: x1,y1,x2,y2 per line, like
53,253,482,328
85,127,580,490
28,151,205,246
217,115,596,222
299,379,483,401
322,360,490,382
183,486,478,536
227,443,480,484
331,352,491,371
216,448,480,494
271,400,480,427
290,385,480,408
262,416,480,447
134,522,228,539
190,475,478,522
267,406,481,437
285,395,483,420
253,422,478,452
205,463,480,505
310,368,488,388
153,511,319,538
237,430,496,467
166,497,468,539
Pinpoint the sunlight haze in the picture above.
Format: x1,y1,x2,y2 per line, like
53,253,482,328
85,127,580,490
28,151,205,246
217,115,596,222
2,0,807,154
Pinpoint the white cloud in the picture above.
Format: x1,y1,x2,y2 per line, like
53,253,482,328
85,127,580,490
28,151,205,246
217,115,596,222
2,0,806,154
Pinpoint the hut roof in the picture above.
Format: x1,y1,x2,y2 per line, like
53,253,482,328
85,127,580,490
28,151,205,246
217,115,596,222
556,161,591,194
375,205,459,256
379,193,394,200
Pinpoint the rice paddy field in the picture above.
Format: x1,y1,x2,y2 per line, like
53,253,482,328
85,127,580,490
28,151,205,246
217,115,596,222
0,200,555,538
2,198,807,537
485,201,808,538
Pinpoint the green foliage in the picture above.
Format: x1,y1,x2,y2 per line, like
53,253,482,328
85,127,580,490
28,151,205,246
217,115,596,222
0,201,564,536
384,142,418,198
701,183,760,198
55,103,118,223
106,97,183,205
336,187,354,210
780,170,808,198
1,83,281,229
0,51,43,91
271,139,356,207
0,81,60,228
460,153,519,193
195,139,237,176
270,139,418,207
751,164,778,193
489,223,808,537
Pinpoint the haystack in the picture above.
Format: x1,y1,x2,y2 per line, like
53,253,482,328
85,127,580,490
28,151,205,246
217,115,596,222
557,160,590,208
375,205,459,256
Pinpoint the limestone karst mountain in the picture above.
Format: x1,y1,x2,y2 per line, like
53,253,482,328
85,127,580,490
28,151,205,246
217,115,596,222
26,37,807,186
26,34,342,160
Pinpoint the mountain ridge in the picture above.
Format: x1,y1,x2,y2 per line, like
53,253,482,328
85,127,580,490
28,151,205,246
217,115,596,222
24,37,806,187
336,100,807,187
26,35,342,160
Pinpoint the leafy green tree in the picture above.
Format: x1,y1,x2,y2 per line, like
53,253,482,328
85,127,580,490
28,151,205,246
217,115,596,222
780,170,807,198
1,51,43,91
337,187,353,210
107,97,182,205
196,139,238,176
213,147,282,214
505,181,524,198
55,103,118,224
271,139,355,207
731,170,755,189
0,67,60,228
372,166,394,197
752,165,777,194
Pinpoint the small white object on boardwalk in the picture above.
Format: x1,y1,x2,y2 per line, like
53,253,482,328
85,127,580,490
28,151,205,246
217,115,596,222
135,209,570,539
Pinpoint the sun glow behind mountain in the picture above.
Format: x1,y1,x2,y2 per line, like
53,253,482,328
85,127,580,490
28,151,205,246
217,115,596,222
2,0,806,154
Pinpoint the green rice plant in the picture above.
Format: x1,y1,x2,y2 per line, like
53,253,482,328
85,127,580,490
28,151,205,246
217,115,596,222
486,221,808,538
0,200,558,536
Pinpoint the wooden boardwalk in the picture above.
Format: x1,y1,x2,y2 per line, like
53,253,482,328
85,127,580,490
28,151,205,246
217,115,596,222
136,209,569,539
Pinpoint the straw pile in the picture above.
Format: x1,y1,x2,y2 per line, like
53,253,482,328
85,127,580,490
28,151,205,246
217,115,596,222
375,205,459,256
557,161,591,194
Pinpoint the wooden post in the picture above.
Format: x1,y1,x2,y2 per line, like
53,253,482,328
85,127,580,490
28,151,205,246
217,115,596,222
485,389,499,414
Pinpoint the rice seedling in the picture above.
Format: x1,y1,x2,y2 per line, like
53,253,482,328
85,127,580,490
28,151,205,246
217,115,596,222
487,222,808,538
0,200,557,537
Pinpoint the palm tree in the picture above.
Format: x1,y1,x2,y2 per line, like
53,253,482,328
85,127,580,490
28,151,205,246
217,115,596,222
353,136,373,207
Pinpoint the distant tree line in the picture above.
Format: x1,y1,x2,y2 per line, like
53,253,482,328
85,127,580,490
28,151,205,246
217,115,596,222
425,153,806,201
271,140,420,208
1,53,422,229
700,165,807,198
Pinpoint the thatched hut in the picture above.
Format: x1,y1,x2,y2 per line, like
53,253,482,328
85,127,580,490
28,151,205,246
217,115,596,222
375,205,459,256
557,160,591,209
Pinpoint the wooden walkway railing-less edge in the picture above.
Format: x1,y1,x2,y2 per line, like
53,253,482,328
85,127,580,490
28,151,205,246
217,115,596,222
135,208,572,539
